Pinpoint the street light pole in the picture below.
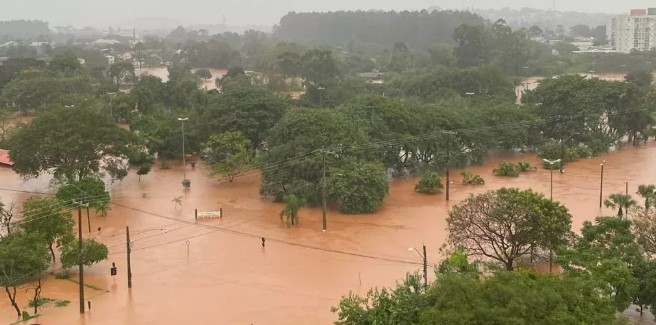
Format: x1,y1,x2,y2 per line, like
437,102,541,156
444,131,457,201
322,154,327,232
178,118,189,180
543,159,561,200
408,246,428,290
599,160,605,208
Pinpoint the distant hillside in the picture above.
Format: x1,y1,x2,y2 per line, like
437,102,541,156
273,10,484,48
0,20,50,40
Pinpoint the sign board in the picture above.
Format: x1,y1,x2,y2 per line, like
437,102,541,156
196,209,222,219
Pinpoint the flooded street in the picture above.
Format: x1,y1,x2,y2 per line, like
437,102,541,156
2,142,656,324
135,67,227,90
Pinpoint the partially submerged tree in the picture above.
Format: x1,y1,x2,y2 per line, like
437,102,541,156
8,107,136,182
19,197,74,262
637,184,656,211
604,193,638,217
279,194,302,226
415,171,443,194
56,177,110,233
0,232,50,317
205,131,254,182
447,188,571,271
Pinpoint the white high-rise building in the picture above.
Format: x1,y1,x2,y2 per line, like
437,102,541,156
607,9,656,53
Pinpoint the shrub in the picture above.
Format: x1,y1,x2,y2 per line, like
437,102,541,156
28,297,54,307
54,270,70,279
329,160,389,214
493,162,520,177
415,171,444,194
517,161,535,171
462,172,485,185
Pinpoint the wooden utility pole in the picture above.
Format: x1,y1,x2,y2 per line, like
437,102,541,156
126,226,132,288
322,155,327,232
77,204,85,314
422,245,428,290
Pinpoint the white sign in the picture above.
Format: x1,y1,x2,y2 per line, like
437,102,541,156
197,211,222,218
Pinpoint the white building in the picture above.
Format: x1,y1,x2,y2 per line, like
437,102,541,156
607,8,656,53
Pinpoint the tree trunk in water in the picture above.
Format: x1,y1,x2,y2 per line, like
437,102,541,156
618,207,623,217
49,242,55,263
5,286,20,317
33,278,41,315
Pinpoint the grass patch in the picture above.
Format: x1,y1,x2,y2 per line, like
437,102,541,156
28,297,55,307
65,278,105,291
54,270,70,279
55,300,70,307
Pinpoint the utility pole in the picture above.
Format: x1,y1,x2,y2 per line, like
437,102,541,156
75,201,85,314
322,154,327,232
422,244,427,290
445,131,457,201
178,117,189,183
599,161,605,208
126,226,132,288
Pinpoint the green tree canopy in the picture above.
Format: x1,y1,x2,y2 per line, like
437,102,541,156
59,239,108,269
0,232,50,317
557,216,644,311
8,107,136,181
328,159,389,214
204,131,254,182
19,196,74,262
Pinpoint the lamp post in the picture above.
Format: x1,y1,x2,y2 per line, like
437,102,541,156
444,131,457,201
543,159,561,200
465,92,475,109
408,245,428,290
599,160,605,208
178,117,189,182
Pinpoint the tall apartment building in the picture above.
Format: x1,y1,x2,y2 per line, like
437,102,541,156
607,8,656,53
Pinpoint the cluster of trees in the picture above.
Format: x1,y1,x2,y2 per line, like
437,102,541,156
333,187,656,323
274,10,484,50
0,182,110,318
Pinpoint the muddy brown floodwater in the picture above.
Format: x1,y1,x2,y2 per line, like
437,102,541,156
2,142,656,324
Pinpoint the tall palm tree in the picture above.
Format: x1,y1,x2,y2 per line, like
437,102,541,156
604,193,638,217
279,195,302,226
637,184,656,211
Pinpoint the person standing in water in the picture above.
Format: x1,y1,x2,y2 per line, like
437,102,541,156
261,237,266,248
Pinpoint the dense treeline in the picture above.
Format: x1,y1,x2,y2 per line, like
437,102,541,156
274,10,484,49
0,20,50,39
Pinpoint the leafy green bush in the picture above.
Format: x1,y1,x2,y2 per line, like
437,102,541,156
415,171,444,194
54,270,70,279
462,172,485,185
493,162,520,177
517,161,535,171
28,297,54,307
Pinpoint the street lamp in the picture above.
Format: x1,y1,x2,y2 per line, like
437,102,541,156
408,246,428,290
465,92,475,109
444,131,457,201
543,159,561,200
178,117,189,184
599,160,605,208
64,105,75,108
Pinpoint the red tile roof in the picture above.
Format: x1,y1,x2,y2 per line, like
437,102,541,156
0,149,13,166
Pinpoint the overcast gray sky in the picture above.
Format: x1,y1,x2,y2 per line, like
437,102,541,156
1,0,655,27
